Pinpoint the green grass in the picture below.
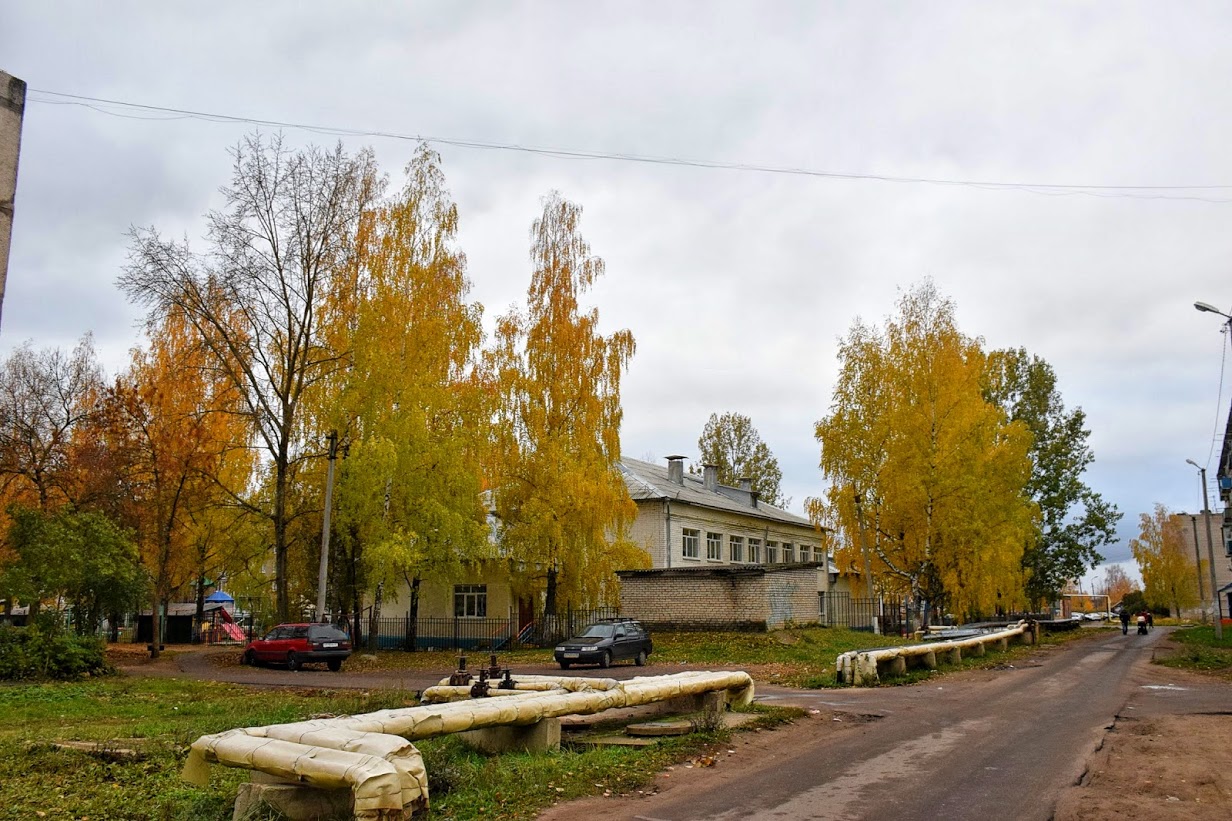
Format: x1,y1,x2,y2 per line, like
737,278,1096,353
1155,625,1232,677
0,679,418,820
0,675,795,821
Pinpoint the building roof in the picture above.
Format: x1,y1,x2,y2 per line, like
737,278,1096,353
618,457,822,531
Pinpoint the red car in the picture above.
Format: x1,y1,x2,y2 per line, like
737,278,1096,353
242,623,352,671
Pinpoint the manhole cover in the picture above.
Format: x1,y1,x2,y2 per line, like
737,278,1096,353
626,720,692,737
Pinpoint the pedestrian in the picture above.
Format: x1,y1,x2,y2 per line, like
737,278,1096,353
1119,609,1130,635
1146,612,1154,632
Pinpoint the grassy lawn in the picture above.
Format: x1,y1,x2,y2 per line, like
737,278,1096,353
0,675,791,821
1155,625,1232,679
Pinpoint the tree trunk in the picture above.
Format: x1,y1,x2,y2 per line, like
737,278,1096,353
405,575,420,652
545,566,558,618
194,574,206,644
150,591,162,659
274,458,290,622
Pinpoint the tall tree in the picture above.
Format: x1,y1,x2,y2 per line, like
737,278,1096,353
813,281,1036,622
312,145,490,640
491,192,647,614
984,348,1120,607
0,336,103,510
1130,503,1199,617
695,411,788,507
120,133,383,620
103,307,253,656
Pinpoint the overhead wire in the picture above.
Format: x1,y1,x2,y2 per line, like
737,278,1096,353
25,88,1232,203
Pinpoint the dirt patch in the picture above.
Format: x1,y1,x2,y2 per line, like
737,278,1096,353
1054,713,1232,820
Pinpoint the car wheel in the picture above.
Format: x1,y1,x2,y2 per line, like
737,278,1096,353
635,650,647,666
241,650,255,666
287,652,301,671
327,659,342,672
558,661,571,670
599,650,611,669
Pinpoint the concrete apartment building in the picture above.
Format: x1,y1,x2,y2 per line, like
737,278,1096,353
1173,510,1232,620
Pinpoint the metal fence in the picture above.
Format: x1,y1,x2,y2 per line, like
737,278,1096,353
822,593,915,636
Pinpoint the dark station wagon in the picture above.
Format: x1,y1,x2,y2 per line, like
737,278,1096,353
554,618,653,669
242,623,352,671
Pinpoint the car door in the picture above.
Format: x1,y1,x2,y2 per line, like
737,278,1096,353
255,627,286,662
612,625,633,661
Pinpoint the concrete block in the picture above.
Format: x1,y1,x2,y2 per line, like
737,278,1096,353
922,650,937,670
459,717,561,754
233,782,353,821
946,646,962,664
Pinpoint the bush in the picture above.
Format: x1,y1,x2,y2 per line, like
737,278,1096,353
0,622,111,680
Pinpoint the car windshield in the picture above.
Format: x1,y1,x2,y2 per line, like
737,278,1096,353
578,623,615,639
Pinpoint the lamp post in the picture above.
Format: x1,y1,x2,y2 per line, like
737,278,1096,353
1186,459,1223,639
1193,299,1232,636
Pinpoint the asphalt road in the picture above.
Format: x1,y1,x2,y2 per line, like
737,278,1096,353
542,626,1224,821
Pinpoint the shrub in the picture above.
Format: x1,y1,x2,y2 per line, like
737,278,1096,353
0,622,111,680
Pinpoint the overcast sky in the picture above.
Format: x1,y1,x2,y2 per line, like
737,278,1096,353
5,1,1232,588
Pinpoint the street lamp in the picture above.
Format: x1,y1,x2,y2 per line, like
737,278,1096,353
1194,301,1232,319
1186,458,1223,639
1193,299,1232,636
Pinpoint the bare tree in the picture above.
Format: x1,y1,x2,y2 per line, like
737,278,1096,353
0,335,103,509
120,133,383,620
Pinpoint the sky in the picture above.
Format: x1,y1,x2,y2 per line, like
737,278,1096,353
4,1,1232,590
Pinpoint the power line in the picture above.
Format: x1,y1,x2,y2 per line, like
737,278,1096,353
26,87,1232,203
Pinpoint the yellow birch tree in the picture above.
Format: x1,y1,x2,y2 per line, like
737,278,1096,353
1130,504,1198,616
490,192,646,614
312,145,489,638
813,281,1036,621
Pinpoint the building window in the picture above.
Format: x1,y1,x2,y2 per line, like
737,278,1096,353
682,528,700,559
706,532,722,560
454,584,487,618
783,543,795,563
729,535,744,563
800,545,811,563
748,538,761,564
766,541,779,564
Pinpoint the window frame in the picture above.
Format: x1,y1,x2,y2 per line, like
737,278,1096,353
729,535,744,563
682,527,700,560
706,531,722,561
453,584,488,618
748,537,762,564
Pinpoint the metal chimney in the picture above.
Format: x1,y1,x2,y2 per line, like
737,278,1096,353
666,455,686,485
702,464,718,491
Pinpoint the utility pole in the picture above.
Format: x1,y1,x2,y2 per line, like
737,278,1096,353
1190,515,1207,618
316,431,339,621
